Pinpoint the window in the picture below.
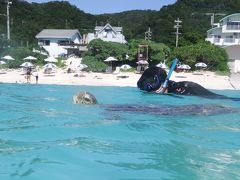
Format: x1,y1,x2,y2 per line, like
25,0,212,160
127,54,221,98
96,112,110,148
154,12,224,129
103,31,107,38
39,40,50,46
58,40,69,46
214,35,221,43
225,35,234,43
45,40,50,45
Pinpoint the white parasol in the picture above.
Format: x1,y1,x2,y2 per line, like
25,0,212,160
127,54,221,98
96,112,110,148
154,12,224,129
1,55,14,61
44,56,58,63
23,56,37,61
20,62,34,68
104,56,118,62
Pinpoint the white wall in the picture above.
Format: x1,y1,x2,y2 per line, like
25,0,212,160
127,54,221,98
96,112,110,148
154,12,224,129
71,34,81,44
224,45,240,73
224,45,240,59
38,34,81,57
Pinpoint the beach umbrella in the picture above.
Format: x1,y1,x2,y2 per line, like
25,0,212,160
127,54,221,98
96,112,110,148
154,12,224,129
120,64,132,70
156,62,168,69
78,64,88,70
195,62,207,68
0,61,6,65
44,56,58,63
1,55,14,61
104,56,118,62
178,64,191,70
20,62,34,68
43,63,57,69
136,60,149,65
23,56,37,61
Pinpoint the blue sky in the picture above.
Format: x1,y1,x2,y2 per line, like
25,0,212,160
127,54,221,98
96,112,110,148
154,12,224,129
26,0,176,14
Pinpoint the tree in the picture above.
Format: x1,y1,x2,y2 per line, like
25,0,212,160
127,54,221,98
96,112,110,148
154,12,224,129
170,42,229,71
82,39,129,72
0,46,46,68
128,39,170,63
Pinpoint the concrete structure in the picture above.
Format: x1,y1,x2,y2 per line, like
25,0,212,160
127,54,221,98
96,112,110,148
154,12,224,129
36,29,82,57
86,23,127,44
206,13,240,73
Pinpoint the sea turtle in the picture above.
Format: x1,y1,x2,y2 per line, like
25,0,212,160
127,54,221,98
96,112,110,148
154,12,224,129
73,91,239,116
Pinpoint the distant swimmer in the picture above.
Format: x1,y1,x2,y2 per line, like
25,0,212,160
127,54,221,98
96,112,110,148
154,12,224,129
137,66,240,101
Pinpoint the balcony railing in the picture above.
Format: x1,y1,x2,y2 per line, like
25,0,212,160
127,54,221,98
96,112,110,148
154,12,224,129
224,38,235,43
226,25,240,30
58,42,87,46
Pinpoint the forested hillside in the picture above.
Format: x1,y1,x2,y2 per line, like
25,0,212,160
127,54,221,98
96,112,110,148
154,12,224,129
0,0,240,47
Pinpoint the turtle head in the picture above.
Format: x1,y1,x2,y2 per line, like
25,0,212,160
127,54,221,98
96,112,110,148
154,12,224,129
73,92,97,105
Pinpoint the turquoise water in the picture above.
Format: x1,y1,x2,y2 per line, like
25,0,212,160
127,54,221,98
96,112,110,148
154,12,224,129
0,83,240,179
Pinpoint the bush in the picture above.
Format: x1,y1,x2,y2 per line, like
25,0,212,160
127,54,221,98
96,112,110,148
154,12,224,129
86,39,129,61
82,56,107,72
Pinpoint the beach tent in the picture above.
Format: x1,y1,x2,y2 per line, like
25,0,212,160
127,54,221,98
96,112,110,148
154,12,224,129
44,56,58,63
1,55,14,61
78,64,88,71
136,60,149,65
0,61,6,65
136,60,149,73
156,62,168,69
20,62,34,68
43,63,57,69
120,64,131,70
178,64,191,70
43,63,57,74
23,56,37,62
195,62,207,68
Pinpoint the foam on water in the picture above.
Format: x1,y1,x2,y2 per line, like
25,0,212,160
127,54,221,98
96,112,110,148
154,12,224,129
0,83,240,179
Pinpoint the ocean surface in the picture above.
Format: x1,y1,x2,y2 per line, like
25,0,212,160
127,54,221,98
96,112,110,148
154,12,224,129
0,83,240,180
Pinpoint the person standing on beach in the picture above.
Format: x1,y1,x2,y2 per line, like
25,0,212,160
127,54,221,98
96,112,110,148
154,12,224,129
33,71,39,84
26,67,32,83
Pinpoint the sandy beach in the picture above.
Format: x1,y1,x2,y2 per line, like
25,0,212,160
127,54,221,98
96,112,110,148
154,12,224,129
0,68,237,90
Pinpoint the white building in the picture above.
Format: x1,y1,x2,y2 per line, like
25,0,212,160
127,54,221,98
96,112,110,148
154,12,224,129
86,23,127,44
35,29,82,57
206,13,240,73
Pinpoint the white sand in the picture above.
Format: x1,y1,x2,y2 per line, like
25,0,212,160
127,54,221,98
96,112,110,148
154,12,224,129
0,68,235,90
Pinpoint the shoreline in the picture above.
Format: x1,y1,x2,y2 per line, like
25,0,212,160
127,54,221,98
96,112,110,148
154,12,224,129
0,68,237,90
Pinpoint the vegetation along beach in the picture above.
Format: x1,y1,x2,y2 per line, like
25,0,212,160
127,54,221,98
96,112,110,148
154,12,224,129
0,0,240,179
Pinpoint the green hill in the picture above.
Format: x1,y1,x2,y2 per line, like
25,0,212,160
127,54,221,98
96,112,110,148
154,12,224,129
0,0,240,47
